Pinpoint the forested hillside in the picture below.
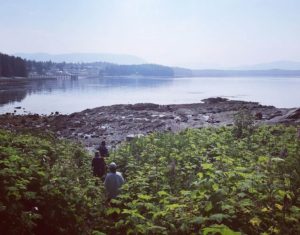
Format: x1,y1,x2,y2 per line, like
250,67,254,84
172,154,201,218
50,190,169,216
101,64,174,77
1,52,174,78
26,61,175,77
0,53,27,77
1,124,300,234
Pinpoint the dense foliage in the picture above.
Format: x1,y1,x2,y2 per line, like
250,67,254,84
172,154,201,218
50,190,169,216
1,125,299,234
0,53,27,77
0,130,105,235
108,125,300,234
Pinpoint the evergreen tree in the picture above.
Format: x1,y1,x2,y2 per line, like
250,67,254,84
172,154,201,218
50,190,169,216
0,52,27,77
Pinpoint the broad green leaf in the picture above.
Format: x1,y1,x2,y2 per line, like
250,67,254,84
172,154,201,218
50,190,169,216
166,204,186,211
271,157,285,162
203,224,241,235
92,231,106,235
202,163,213,170
209,214,229,223
191,216,206,225
212,183,219,191
275,204,283,211
137,194,152,201
205,201,213,212
146,225,167,234
249,217,261,227
157,191,169,197
106,207,121,216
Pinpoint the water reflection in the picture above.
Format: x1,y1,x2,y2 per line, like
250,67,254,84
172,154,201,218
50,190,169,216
0,90,27,105
0,76,173,107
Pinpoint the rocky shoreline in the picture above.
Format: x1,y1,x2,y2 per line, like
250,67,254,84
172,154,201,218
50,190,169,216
0,97,299,151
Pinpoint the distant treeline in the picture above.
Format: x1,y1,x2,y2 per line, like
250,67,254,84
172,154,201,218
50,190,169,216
2,51,300,78
1,51,175,78
26,60,67,75
26,59,175,77
102,64,174,77
0,53,27,77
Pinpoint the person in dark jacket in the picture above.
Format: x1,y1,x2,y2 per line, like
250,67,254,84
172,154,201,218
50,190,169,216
92,151,106,178
97,141,109,158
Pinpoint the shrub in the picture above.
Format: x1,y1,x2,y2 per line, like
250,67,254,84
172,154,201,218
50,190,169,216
1,125,300,234
108,125,300,234
233,109,255,138
0,130,105,235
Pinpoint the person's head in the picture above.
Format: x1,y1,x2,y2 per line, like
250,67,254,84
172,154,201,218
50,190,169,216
101,141,106,146
94,151,100,158
109,162,117,173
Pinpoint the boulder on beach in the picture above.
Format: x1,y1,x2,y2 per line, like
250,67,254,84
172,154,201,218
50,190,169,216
279,108,300,122
285,108,300,119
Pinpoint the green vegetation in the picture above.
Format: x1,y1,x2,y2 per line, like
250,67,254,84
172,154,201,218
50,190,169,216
108,125,300,234
1,125,300,234
0,130,105,235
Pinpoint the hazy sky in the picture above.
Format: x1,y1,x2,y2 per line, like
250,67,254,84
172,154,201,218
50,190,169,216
1,0,300,68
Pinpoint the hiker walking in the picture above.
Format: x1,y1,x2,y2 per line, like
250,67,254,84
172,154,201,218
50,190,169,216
91,151,106,178
104,162,125,201
97,141,109,158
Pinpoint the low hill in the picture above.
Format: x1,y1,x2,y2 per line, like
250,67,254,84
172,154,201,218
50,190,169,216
15,52,146,65
102,63,174,77
235,60,300,70
191,69,300,77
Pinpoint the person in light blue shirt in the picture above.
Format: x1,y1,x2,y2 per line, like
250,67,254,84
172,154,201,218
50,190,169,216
104,162,125,201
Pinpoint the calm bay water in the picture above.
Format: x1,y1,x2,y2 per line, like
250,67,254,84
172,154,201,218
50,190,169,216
0,76,299,114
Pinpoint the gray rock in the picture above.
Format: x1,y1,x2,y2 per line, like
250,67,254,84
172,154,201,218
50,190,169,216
285,108,300,119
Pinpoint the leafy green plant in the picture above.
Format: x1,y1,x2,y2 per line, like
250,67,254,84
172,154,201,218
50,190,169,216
1,124,300,234
0,130,106,235
108,125,300,234
233,109,255,138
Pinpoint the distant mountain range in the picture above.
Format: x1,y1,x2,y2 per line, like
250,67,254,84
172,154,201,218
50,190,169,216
186,60,300,77
14,53,146,65
234,61,300,70
15,53,300,70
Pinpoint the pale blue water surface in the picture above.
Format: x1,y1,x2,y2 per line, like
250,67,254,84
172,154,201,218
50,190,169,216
0,76,299,114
